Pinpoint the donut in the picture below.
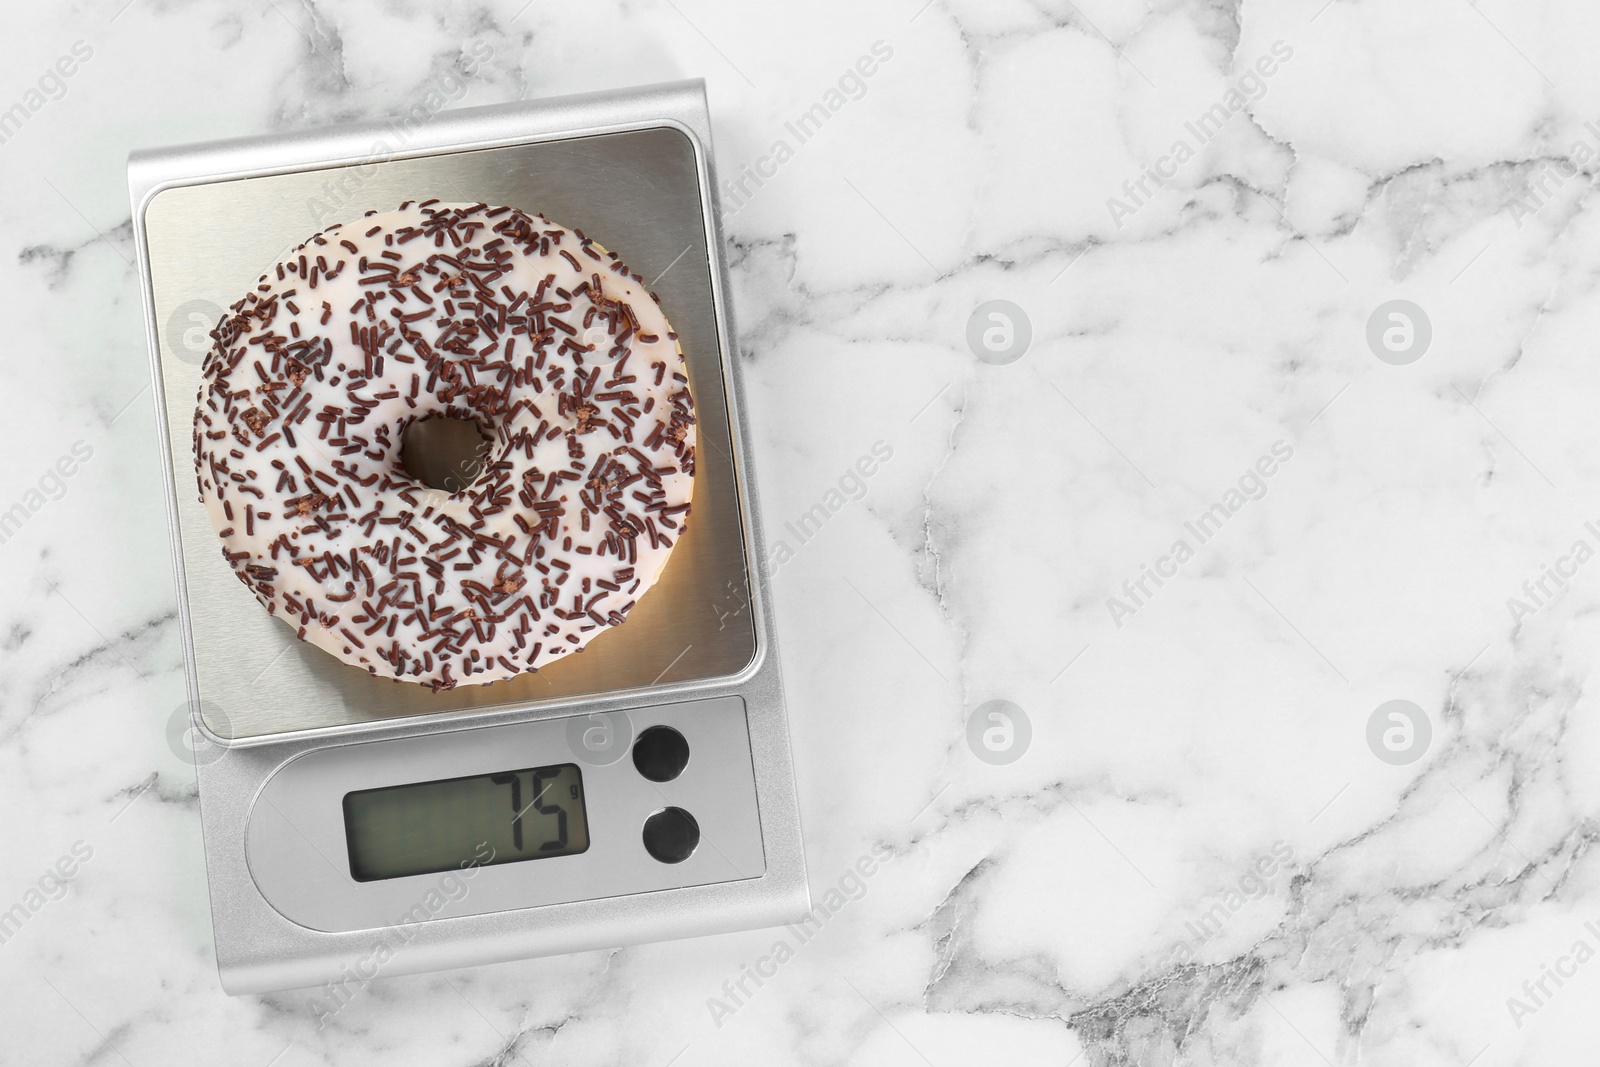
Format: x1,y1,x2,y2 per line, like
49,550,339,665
192,200,697,690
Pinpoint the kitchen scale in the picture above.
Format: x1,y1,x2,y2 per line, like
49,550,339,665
128,81,809,995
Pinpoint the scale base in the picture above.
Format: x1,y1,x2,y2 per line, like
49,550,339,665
129,81,808,995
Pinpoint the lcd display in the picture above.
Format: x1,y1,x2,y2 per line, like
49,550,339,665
343,763,589,882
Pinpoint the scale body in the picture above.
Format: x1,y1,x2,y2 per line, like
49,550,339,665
128,81,809,995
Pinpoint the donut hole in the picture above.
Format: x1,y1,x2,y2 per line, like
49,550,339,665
400,415,491,493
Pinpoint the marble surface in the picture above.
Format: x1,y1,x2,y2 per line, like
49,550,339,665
3,0,1600,1063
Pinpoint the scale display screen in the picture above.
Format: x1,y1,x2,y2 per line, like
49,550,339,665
344,763,590,882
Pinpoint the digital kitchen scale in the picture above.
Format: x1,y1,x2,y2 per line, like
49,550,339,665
128,81,809,995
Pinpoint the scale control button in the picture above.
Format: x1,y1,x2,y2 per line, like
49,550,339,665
632,725,690,782
642,806,699,864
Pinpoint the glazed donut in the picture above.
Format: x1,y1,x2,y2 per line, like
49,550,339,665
193,201,697,690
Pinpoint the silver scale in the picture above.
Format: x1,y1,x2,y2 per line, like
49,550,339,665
128,81,809,995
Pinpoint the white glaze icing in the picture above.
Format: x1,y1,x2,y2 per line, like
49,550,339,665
193,202,696,689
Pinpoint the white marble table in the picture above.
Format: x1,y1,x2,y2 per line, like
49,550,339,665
2,0,1597,1063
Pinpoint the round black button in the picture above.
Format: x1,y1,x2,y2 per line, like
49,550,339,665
642,806,699,864
632,725,690,782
